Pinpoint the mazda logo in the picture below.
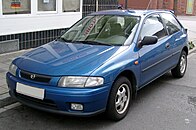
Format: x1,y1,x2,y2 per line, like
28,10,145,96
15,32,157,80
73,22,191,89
30,74,36,79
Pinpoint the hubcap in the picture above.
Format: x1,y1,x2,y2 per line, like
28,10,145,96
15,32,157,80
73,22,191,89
180,55,186,74
115,84,130,114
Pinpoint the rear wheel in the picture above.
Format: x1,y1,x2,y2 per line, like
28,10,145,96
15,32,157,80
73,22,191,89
106,76,132,121
171,50,187,78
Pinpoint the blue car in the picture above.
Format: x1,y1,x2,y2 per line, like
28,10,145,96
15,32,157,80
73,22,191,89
7,10,188,121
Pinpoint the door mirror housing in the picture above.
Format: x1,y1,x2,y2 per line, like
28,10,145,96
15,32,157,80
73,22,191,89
139,36,158,48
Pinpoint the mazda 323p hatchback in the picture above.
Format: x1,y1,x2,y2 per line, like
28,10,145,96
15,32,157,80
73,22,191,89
7,10,188,121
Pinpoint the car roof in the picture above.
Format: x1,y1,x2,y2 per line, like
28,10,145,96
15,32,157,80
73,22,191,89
89,9,174,17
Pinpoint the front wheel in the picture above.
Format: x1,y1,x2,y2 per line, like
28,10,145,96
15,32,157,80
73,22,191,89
106,76,132,121
171,50,187,78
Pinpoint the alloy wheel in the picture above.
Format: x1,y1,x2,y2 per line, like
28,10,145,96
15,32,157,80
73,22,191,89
115,84,130,114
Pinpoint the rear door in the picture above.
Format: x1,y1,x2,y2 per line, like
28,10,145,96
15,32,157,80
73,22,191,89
138,14,172,87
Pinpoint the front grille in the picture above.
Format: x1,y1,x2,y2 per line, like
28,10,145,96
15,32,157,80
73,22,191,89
20,70,51,83
16,93,58,110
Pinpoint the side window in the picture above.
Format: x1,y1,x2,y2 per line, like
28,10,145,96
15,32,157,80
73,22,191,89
161,13,182,35
140,15,167,40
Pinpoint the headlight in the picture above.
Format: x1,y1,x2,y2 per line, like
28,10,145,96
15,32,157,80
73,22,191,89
9,63,18,76
58,76,104,88
85,77,104,87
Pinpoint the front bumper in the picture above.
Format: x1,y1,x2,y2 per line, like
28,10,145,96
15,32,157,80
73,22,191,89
6,73,111,116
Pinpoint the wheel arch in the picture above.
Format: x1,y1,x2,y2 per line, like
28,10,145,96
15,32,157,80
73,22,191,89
113,70,138,99
183,46,188,55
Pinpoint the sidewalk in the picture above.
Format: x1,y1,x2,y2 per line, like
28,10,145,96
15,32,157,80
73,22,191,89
178,16,196,43
0,16,196,97
0,50,29,95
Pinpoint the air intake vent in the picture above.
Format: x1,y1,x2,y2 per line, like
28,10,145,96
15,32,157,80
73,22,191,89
20,70,51,84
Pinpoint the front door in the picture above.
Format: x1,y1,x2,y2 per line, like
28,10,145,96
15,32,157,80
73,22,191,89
138,14,171,87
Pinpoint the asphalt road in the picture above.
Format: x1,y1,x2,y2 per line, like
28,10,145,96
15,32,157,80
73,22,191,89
0,52,196,130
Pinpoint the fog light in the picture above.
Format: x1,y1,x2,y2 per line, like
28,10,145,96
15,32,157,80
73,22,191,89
71,103,83,111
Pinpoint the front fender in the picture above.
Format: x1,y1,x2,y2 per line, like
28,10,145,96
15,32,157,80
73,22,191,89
90,48,140,89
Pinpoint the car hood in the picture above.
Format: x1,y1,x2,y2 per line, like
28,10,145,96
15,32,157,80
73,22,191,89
14,41,129,76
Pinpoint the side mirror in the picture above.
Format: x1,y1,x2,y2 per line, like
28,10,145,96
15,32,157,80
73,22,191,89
139,36,158,47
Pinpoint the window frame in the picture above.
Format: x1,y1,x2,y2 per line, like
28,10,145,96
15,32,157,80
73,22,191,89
138,13,168,43
36,0,58,14
1,0,32,17
62,0,81,13
0,0,3,16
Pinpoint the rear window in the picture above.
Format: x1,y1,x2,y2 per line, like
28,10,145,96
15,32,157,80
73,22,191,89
161,13,182,35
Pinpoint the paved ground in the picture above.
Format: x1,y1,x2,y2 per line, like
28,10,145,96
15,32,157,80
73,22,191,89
0,51,196,130
0,50,29,95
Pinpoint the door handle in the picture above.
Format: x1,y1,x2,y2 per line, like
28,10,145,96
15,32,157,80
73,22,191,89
165,43,170,49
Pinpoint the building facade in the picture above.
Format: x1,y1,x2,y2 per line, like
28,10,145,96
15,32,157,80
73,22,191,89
83,0,117,16
0,0,118,54
0,0,82,53
119,0,196,15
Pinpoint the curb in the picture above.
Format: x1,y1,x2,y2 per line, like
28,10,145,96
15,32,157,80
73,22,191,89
189,47,196,54
0,93,10,100
0,95,17,108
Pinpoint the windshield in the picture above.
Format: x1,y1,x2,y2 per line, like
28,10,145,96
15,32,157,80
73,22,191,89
60,15,140,46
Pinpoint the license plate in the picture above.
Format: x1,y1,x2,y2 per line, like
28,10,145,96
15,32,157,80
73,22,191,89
16,83,45,100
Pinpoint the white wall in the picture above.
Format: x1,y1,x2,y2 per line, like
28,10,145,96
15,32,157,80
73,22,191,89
0,0,83,36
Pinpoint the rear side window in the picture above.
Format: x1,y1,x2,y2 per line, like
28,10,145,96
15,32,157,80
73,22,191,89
140,14,167,40
161,13,182,35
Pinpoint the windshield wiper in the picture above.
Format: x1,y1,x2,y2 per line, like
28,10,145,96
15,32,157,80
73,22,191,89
57,38,113,46
73,40,112,46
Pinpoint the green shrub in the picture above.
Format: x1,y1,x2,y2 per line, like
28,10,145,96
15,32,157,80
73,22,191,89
189,41,195,49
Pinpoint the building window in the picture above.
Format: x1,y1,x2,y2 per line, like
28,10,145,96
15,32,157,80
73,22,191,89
38,0,56,12
63,0,80,12
2,0,31,15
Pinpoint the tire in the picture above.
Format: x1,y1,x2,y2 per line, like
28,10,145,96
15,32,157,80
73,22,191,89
171,50,187,78
106,76,132,121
